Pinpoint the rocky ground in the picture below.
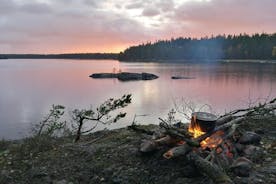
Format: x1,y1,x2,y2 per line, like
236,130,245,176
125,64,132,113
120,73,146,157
0,117,275,184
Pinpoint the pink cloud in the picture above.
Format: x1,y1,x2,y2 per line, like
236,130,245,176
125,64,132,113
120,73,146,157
0,0,275,53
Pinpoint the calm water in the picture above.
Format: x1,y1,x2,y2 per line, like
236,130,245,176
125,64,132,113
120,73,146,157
0,59,276,139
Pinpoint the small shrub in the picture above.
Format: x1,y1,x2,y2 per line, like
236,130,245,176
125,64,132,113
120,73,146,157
32,105,67,137
71,94,132,142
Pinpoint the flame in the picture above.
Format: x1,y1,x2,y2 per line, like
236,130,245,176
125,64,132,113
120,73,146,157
188,116,227,151
188,115,206,138
200,130,224,149
188,123,206,138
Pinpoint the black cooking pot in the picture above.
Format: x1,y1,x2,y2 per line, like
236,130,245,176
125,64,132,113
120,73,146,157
191,112,217,132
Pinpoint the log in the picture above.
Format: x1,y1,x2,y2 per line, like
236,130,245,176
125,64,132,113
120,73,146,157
214,117,245,131
128,124,154,135
196,117,245,143
159,120,199,147
219,98,276,118
159,119,192,138
163,144,192,159
187,152,234,184
140,140,158,153
216,115,233,126
140,135,179,153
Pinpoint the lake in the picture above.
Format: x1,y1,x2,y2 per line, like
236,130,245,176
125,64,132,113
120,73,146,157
0,59,275,139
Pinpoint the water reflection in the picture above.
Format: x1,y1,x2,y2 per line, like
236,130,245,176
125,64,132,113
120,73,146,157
0,59,275,139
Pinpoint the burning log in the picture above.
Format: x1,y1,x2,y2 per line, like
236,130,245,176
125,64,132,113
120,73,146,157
159,119,200,147
195,117,245,143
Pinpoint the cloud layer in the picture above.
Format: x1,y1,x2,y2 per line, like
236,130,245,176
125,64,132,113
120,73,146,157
0,0,275,53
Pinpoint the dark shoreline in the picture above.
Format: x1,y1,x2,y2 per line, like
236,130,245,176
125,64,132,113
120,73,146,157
1,54,276,64
0,53,119,60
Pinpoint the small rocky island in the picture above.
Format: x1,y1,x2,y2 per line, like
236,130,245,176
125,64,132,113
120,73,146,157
90,72,158,81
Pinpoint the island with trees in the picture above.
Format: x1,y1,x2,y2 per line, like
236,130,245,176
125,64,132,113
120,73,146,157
118,33,276,62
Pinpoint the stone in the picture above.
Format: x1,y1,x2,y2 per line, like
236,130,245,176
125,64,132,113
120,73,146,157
243,145,264,162
238,132,261,145
235,143,245,153
231,157,253,177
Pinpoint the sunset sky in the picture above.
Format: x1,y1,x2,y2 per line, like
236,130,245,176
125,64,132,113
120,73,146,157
1,0,276,54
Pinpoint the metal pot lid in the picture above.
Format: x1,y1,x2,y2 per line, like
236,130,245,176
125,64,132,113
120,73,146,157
192,112,217,122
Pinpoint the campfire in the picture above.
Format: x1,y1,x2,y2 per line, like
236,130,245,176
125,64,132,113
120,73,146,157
138,110,269,184
188,113,231,153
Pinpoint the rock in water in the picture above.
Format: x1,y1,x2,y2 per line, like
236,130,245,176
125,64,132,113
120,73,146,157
90,72,158,81
117,72,157,81
89,73,117,78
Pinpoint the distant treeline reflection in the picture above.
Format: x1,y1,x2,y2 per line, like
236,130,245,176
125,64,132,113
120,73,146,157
118,33,276,61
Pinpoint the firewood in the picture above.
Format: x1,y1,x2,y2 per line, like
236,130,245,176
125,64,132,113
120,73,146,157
163,144,192,159
159,119,200,147
216,115,233,126
140,140,158,152
155,135,179,145
196,117,245,143
128,124,154,135
187,152,234,184
140,135,179,153
215,117,245,131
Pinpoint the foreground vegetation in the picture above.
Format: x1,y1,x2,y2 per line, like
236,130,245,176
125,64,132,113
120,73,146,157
0,116,275,184
0,97,275,183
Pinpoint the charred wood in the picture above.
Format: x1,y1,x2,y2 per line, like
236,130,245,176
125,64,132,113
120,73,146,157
187,152,234,184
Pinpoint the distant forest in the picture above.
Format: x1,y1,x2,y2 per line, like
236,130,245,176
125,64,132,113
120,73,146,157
0,53,118,60
118,33,276,61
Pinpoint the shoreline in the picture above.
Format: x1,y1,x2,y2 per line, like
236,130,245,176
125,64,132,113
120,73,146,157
0,117,275,183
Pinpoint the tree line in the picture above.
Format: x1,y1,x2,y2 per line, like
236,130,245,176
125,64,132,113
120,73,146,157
0,53,118,60
118,33,276,61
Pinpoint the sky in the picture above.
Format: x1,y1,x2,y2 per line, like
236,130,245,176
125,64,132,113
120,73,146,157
0,0,276,54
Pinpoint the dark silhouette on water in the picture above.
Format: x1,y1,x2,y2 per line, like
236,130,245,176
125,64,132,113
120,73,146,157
90,72,159,81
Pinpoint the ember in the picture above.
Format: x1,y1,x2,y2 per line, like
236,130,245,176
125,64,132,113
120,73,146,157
188,113,225,150
200,130,224,149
